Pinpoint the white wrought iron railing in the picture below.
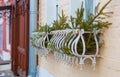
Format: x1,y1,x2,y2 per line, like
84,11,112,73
32,29,100,70
32,32,50,56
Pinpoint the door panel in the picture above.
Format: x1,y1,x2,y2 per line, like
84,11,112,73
11,0,29,77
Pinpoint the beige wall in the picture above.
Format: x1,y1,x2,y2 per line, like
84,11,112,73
59,0,70,16
39,0,46,25
99,0,120,76
38,0,120,77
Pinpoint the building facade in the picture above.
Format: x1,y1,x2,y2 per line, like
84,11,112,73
36,0,120,77
0,0,12,61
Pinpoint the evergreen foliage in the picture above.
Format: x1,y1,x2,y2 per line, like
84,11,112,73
31,0,112,56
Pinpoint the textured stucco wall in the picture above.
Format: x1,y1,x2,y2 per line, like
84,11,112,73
98,0,120,77
59,0,70,16
39,0,46,25
38,0,120,77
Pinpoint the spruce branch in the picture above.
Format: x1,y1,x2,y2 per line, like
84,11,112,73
89,0,112,26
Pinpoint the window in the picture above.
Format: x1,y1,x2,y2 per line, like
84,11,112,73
85,0,93,20
46,0,57,26
70,0,99,20
70,0,82,17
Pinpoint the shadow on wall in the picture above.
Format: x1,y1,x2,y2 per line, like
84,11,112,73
37,67,55,77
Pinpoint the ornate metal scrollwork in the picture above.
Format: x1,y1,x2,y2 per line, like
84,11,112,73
48,29,100,70
32,29,100,70
32,32,50,56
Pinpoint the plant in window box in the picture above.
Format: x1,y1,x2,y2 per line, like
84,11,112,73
48,0,112,67
67,0,112,68
47,11,75,63
31,24,51,57
71,0,112,54
47,10,70,50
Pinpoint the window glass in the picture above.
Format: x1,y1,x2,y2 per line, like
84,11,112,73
85,0,93,20
46,0,57,26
